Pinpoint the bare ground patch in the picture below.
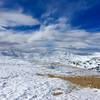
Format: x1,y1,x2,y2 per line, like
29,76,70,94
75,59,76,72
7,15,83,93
48,74,100,89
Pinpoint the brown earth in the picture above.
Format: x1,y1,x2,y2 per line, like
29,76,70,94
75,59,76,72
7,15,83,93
48,74,100,89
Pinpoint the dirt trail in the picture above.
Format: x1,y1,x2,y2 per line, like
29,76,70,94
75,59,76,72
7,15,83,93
48,74,100,88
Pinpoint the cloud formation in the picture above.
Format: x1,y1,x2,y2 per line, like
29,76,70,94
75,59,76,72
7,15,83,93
0,6,100,55
0,17,100,54
28,19,100,54
0,11,40,29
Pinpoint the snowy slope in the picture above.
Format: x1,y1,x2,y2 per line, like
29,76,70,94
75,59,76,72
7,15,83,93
0,56,100,100
0,48,100,72
0,57,70,100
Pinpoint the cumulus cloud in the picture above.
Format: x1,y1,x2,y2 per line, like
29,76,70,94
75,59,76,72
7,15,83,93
0,15,100,54
28,24,57,42
26,17,100,51
0,11,40,28
0,31,31,44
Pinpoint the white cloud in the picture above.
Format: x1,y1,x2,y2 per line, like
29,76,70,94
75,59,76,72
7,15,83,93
0,16,100,54
28,25,56,42
0,31,31,44
0,11,40,27
27,18,100,50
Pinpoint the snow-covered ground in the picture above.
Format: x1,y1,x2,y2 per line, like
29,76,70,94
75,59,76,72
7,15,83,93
0,56,100,100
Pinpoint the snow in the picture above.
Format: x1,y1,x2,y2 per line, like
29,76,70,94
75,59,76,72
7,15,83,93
0,47,100,71
0,57,72,100
67,88,100,100
0,56,100,100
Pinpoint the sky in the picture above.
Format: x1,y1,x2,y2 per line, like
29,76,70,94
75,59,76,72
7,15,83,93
0,0,100,55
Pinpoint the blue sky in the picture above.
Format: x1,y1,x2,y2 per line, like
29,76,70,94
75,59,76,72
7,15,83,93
0,0,100,55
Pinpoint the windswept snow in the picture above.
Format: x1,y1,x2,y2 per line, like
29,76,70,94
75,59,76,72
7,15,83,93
0,57,100,100
0,57,73,100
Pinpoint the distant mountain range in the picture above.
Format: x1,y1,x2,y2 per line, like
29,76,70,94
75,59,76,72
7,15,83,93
0,45,100,72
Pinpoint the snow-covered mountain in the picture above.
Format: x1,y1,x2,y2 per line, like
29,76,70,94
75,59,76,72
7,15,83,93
0,56,100,100
0,43,100,100
0,45,100,72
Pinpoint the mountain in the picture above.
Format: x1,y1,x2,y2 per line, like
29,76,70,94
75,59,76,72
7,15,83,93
0,44,100,72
